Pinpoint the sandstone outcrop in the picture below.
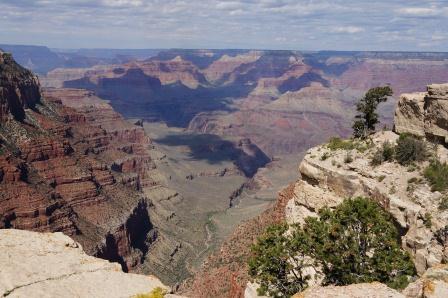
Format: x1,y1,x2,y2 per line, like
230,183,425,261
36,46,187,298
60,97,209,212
0,229,180,298
284,84,448,279
292,282,405,298
395,84,448,143
403,265,448,298
287,130,447,275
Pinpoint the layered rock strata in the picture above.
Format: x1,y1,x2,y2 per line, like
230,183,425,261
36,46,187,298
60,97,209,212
395,84,448,144
0,53,187,283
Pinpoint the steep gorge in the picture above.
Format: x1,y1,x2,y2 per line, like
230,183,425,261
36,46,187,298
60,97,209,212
0,51,194,284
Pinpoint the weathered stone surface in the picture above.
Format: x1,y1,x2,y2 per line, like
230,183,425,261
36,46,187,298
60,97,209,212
286,130,446,275
0,229,171,298
292,282,404,298
0,51,41,122
395,83,448,143
394,92,426,137
403,265,448,298
1,53,196,287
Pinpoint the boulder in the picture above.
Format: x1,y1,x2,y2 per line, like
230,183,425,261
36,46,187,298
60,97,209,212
0,229,173,298
394,92,426,137
403,265,448,298
394,83,448,143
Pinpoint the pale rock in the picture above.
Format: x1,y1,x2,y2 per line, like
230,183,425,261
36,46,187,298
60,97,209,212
403,265,448,298
0,229,176,298
244,282,269,298
286,128,446,276
395,83,448,143
394,92,426,137
292,282,404,298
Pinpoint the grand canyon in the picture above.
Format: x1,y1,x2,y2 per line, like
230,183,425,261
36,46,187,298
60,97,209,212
2,42,448,297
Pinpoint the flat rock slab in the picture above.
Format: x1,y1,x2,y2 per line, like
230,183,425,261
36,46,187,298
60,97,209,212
0,229,169,298
292,282,404,298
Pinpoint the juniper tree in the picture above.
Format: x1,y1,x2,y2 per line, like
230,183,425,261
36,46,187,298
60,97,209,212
353,86,393,138
249,197,415,297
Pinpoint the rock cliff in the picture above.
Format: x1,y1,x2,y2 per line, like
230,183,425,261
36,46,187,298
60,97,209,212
0,53,193,285
280,84,448,297
0,50,41,122
186,84,448,298
0,229,183,298
395,84,448,144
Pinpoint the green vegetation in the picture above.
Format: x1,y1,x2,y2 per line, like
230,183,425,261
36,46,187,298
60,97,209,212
371,135,428,166
327,137,371,153
395,134,428,165
344,152,353,164
249,197,415,297
133,287,166,298
424,160,448,192
320,152,330,161
371,141,395,166
353,86,393,138
423,213,432,229
439,196,448,211
377,175,386,182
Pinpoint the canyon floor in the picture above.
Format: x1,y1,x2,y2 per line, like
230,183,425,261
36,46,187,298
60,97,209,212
141,121,299,274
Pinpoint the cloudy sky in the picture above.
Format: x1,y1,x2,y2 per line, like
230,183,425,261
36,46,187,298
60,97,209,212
0,0,447,51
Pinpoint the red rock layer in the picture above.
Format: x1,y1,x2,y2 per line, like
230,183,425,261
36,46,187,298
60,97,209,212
0,51,41,122
1,84,160,271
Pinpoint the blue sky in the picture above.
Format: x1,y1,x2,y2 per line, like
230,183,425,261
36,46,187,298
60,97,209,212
0,0,447,51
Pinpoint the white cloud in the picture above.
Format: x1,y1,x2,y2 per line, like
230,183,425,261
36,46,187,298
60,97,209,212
216,1,242,10
330,26,365,34
0,0,447,51
396,7,438,16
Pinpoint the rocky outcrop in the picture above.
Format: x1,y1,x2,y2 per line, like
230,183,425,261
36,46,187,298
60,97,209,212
287,130,448,275
282,84,448,279
0,50,41,122
287,265,448,298
395,83,448,143
292,282,405,298
0,229,179,298
0,53,193,286
403,265,448,298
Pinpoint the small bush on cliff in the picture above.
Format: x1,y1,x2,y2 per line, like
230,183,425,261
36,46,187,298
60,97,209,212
249,197,415,297
424,160,448,192
353,86,393,138
133,287,166,298
327,137,371,153
395,134,427,165
371,141,395,166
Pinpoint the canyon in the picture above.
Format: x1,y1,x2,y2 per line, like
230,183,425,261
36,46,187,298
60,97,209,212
183,83,448,298
2,45,448,298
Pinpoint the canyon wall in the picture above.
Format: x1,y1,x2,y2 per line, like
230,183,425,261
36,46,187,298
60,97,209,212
0,53,194,285
184,84,448,298
43,50,448,157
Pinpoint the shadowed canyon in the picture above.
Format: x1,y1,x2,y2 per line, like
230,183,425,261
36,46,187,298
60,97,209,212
2,45,448,297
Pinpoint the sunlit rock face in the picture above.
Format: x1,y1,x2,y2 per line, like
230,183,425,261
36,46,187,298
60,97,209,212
0,53,185,282
44,50,448,157
0,229,177,298
395,83,448,144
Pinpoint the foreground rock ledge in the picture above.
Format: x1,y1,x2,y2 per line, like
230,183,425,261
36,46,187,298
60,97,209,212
0,229,181,298
292,283,404,298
